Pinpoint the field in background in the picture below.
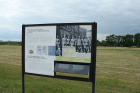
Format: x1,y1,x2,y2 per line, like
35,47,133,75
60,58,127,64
0,45,140,93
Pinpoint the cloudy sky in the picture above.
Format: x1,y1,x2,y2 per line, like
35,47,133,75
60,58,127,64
0,0,140,41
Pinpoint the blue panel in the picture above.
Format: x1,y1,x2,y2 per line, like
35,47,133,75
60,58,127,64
48,46,56,56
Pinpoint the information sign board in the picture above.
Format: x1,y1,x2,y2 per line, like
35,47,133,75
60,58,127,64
22,22,97,93
23,23,96,76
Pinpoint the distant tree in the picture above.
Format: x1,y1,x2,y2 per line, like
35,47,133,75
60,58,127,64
134,33,140,47
119,36,125,47
125,34,134,47
106,34,116,46
100,40,108,46
105,34,136,47
115,35,122,46
97,40,101,46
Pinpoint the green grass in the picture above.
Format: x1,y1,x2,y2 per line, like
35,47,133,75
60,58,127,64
0,45,140,93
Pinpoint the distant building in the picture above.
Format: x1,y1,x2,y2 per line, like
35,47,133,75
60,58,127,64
86,30,92,38
57,25,87,40
79,27,86,38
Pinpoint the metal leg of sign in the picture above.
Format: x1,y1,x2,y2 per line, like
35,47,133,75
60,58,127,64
22,73,25,93
22,25,25,93
92,81,95,93
91,22,97,93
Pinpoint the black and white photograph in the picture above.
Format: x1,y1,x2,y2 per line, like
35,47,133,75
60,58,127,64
55,35,62,56
55,25,92,58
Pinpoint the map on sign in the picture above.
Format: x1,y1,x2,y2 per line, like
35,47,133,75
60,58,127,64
24,25,92,76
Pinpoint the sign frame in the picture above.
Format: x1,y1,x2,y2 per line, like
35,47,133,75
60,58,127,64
22,22,97,93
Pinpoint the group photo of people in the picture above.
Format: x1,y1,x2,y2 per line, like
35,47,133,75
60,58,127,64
61,35,91,53
55,25,92,57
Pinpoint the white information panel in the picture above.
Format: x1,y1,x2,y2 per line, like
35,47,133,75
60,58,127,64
25,26,56,76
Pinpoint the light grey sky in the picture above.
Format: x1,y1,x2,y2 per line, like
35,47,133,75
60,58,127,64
0,0,140,41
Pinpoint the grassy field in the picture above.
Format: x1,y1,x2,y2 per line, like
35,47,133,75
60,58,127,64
0,45,140,93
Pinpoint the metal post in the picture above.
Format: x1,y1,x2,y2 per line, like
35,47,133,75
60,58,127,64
22,25,25,93
22,73,25,93
91,22,97,93
92,79,95,93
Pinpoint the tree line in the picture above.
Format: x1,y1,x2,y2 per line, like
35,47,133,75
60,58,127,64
0,33,140,47
0,41,22,46
97,33,140,47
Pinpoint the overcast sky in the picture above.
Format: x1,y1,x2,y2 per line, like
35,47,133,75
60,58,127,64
0,0,140,41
